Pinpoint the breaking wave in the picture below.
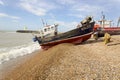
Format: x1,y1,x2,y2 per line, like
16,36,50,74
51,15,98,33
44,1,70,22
0,43,40,64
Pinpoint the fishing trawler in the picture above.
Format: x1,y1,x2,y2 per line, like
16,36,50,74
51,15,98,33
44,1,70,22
93,14,120,37
17,17,95,50
32,17,95,50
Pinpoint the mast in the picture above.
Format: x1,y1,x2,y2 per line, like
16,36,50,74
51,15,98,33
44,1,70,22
117,17,120,27
41,18,45,27
45,20,48,26
101,12,105,28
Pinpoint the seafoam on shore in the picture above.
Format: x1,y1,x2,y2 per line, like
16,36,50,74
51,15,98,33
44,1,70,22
0,43,40,64
0,32,40,64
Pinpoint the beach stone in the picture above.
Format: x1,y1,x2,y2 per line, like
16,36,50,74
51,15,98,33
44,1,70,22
3,35,120,80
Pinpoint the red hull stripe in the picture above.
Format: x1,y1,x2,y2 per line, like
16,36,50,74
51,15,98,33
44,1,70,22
40,32,93,46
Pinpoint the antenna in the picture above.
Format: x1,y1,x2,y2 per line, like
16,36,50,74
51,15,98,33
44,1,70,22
41,18,45,27
45,20,47,26
101,11,105,20
117,17,120,27
46,22,47,26
101,11,105,28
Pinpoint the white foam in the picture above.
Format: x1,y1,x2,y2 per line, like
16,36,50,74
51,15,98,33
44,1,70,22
0,43,40,64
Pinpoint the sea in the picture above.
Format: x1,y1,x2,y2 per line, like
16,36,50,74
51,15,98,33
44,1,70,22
0,31,40,65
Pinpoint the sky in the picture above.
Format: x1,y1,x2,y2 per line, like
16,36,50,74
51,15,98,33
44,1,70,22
0,0,120,32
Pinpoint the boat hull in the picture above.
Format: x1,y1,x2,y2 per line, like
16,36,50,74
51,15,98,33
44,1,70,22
98,27,120,37
35,22,95,50
41,32,92,50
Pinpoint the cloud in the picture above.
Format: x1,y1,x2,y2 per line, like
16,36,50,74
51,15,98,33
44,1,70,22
12,20,19,23
0,13,7,17
0,0,4,5
10,16,20,19
68,14,85,18
97,0,120,4
19,0,56,16
68,2,106,19
57,0,104,12
109,0,120,5
49,13,56,19
19,0,106,19
0,13,20,19
73,5,102,13
72,2,105,14
18,0,119,22
48,19,78,32
56,0,77,5
56,0,105,19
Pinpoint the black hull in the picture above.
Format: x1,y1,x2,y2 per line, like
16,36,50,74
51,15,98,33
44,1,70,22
36,22,95,45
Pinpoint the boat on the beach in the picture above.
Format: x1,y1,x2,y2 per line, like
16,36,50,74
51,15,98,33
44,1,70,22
33,17,95,50
93,14,120,37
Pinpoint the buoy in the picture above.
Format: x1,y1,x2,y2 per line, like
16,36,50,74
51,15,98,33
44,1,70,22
104,33,111,44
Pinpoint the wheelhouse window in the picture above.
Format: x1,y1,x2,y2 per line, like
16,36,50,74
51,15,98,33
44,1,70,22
44,29,47,32
51,27,54,30
48,28,50,31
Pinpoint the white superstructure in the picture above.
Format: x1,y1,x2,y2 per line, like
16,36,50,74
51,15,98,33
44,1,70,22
37,24,58,38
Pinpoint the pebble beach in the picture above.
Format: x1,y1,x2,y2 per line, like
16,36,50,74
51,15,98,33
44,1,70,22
3,35,120,80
